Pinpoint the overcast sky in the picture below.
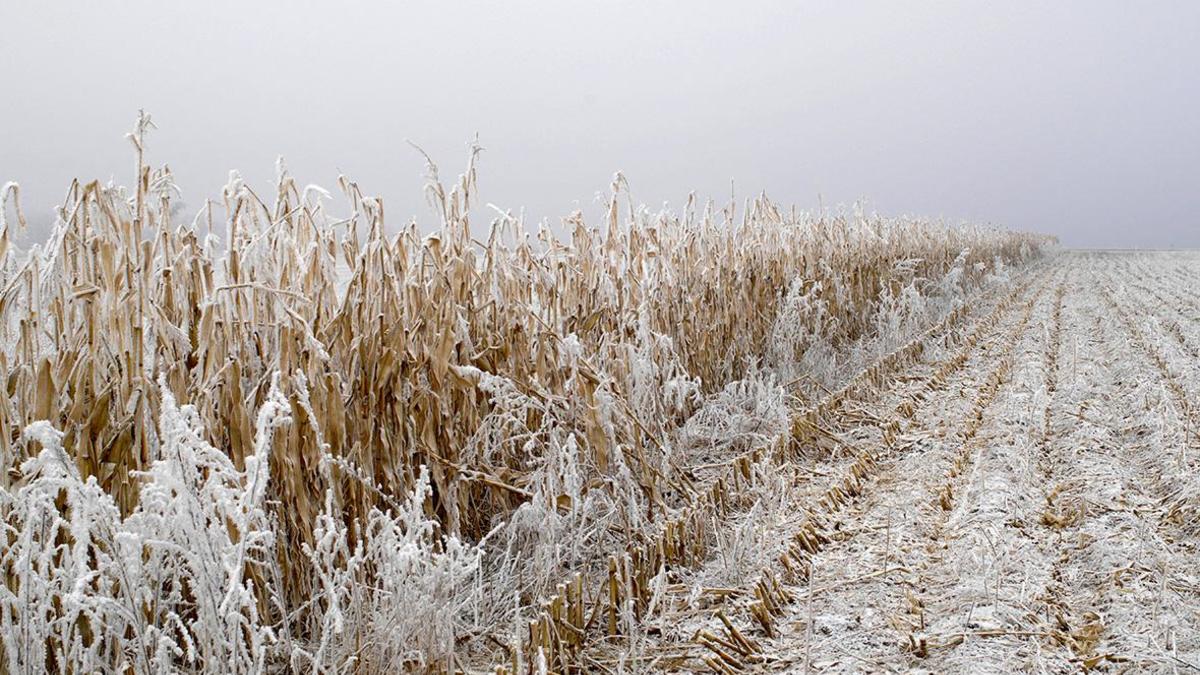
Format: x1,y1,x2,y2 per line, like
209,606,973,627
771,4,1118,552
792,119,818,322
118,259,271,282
2,2,1198,248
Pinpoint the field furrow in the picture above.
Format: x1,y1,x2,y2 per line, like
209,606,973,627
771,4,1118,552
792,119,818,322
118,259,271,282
1031,254,1200,671
638,252,1200,674
609,269,1054,672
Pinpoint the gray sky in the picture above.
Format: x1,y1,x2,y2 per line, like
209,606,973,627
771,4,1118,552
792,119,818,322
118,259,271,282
2,1,1198,248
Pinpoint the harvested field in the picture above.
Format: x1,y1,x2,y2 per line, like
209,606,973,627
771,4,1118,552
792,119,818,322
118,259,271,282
2,127,1197,673
637,251,1200,674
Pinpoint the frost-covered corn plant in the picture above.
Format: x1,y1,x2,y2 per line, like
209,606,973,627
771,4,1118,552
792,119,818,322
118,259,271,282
303,465,487,671
285,415,493,674
679,365,790,469
453,350,637,610
362,470,487,665
0,181,28,268
687,459,794,589
0,375,290,674
625,299,703,438
117,375,289,671
0,422,127,674
766,275,836,390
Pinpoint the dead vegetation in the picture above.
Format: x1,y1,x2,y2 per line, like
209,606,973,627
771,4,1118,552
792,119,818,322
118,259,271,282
0,115,1054,672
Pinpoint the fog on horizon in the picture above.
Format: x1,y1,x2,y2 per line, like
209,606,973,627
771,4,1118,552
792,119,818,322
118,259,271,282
2,1,1197,249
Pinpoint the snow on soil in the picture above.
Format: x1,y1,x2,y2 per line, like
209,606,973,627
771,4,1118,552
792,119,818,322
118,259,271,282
634,252,1200,673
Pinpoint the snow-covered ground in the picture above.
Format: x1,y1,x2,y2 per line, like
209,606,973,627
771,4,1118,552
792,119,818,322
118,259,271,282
612,251,1200,673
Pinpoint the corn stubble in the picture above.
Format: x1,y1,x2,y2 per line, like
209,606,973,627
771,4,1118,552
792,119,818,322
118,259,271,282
0,114,1050,672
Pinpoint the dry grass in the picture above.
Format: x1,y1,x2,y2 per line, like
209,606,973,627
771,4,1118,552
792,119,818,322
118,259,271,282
0,114,1051,672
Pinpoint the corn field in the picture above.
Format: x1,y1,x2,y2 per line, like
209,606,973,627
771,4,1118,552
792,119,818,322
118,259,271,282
0,115,1079,673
